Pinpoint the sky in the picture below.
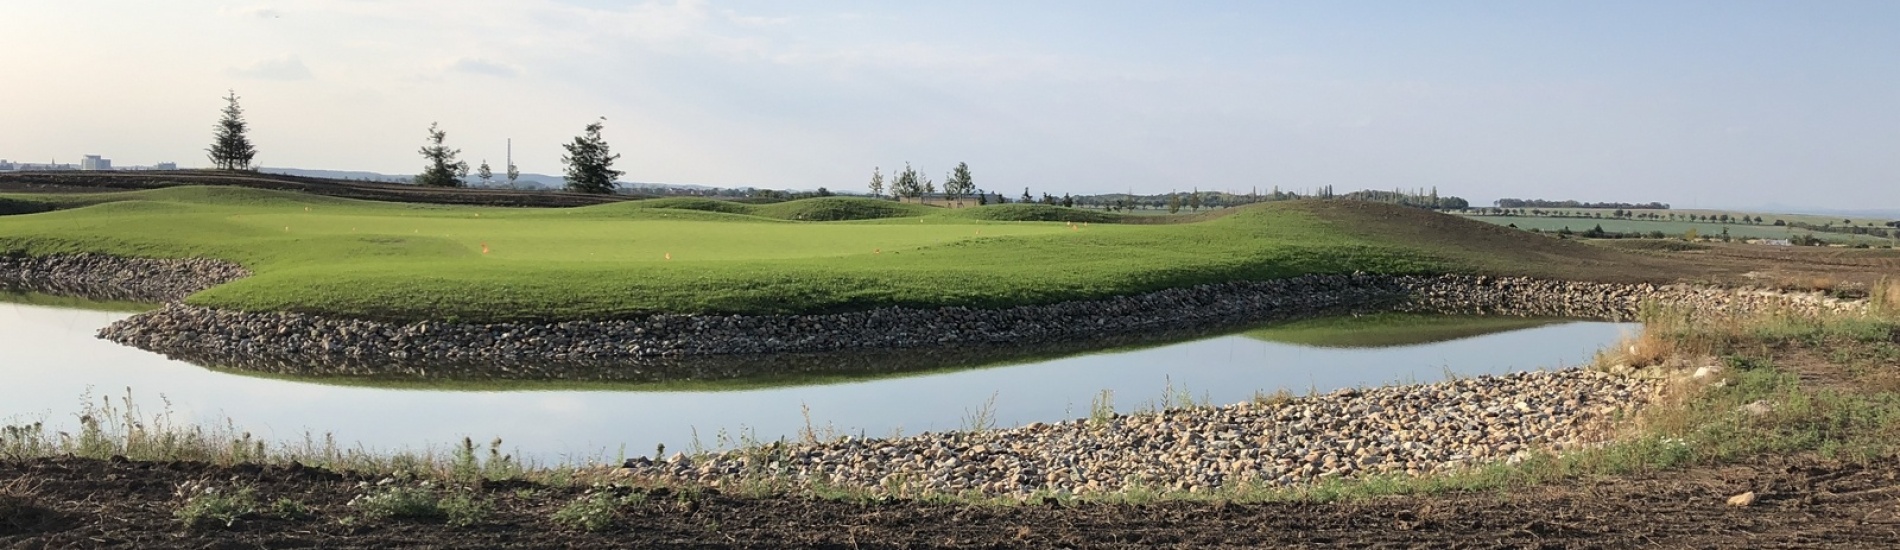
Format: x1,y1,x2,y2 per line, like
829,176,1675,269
2,1,1897,210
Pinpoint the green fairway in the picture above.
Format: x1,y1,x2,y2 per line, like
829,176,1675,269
0,186,1660,322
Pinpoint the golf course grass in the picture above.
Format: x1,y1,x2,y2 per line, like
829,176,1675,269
0,186,1676,322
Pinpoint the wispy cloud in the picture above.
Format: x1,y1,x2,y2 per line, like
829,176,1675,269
221,5,282,19
448,58,518,78
225,55,313,80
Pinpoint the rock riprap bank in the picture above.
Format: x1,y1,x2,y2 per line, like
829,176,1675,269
93,271,1862,379
0,254,248,302
614,369,1655,496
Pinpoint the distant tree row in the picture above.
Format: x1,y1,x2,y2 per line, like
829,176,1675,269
207,92,620,194
1494,198,1670,210
1339,188,1469,210
867,162,978,205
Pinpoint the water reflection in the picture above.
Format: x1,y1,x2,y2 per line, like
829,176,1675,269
1,301,1634,464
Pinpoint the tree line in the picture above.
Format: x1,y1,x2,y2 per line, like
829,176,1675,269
1494,198,1670,210
206,91,622,194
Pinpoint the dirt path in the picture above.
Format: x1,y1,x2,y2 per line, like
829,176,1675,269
4,455,1897,549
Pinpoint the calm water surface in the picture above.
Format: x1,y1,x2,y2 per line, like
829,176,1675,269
1,302,1634,464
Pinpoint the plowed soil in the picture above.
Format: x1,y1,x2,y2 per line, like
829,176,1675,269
4,455,1897,549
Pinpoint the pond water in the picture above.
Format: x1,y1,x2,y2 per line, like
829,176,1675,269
1,301,1635,465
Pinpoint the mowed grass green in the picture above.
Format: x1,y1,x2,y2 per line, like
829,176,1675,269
0,186,1651,322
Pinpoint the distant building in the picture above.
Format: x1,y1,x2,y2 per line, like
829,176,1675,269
153,162,177,170
80,155,112,171
15,162,76,171
0,159,14,171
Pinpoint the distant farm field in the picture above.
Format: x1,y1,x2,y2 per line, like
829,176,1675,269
1459,215,1894,245
0,187,1694,322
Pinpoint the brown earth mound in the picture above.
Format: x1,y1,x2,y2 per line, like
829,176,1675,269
0,171,639,208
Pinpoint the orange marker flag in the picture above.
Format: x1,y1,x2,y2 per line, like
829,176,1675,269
665,252,672,260
874,248,881,255
481,243,490,254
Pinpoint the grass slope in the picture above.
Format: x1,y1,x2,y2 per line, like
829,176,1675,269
0,187,1675,322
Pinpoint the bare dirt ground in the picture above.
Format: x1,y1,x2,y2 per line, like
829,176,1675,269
3,454,1897,549
0,171,637,208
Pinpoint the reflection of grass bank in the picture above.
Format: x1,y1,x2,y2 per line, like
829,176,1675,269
1245,313,1570,348
0,289,154,313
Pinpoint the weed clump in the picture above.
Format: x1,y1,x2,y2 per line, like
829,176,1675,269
551,490,644,532
174,484,258,529
352,486,490,527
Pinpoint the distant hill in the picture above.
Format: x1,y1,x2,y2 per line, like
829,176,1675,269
260,167,719,193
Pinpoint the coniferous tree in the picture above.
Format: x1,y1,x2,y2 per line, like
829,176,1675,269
563,117,623,194
206,90,257,171
415,122,468,187
891,163,922,199
1189,188,1203,211
942,162,974,206
868,166,885,198
476,160,494,187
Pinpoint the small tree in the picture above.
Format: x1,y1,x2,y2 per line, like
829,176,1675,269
563,117,623,194
476,160,494,187
206,90,257,171
1188,189,1202,211
976,189,988,206
921,175,935,197
868,166,885,198
891,163,922,199
505,160,520,189
943,162,974,206
415,122,468,187
1168,194,1182,214
1021,188,1033,203
1061,194,1074,208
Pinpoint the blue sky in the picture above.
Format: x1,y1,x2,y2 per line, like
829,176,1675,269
3,1,1895,209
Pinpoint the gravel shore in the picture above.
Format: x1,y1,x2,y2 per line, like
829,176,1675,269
614,368,1659,496
95,272,1858,380
0,254,247,302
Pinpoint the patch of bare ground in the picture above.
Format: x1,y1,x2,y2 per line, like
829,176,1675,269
0,454,1893,549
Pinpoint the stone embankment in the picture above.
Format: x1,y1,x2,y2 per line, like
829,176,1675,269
93,273,1863,379
614,369,1656,496
0,254,248,302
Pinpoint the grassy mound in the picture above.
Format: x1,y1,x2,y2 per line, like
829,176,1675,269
751,198,932,221
0,189,1682,321
620,197,756,215
1285,200,1699,283
0,197,53,216
946,204,1132,223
